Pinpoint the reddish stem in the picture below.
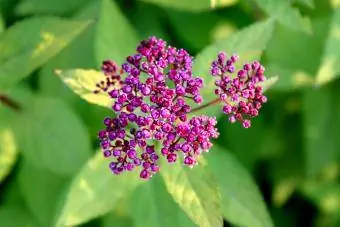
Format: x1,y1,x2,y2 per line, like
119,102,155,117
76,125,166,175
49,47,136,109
189,98,221,113
0,94,21,112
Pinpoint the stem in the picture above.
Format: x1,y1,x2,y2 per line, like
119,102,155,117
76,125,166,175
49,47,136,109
190,98,221,113
0,94,21,112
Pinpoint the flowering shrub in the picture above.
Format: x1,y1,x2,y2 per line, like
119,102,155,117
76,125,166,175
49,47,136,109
95,36,268,179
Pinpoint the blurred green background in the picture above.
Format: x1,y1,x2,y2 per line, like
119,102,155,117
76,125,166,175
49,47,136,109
1,0,340,226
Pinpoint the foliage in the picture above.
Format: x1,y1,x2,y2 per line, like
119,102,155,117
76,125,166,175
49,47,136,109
0,0,340,227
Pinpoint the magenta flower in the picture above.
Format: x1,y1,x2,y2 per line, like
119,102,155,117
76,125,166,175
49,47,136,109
94,37,269,179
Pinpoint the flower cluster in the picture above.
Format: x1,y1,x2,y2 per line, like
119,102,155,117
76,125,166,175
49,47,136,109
211,52,267,128
96,36,218,179
95,36,269,179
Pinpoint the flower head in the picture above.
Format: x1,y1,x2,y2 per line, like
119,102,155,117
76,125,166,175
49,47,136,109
96,36,218,179
210,52,267,128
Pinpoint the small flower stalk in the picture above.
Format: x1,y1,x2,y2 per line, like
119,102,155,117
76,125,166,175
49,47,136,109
94,36,269,179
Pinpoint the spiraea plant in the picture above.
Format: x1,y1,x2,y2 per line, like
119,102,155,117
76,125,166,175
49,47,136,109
94,36,269,179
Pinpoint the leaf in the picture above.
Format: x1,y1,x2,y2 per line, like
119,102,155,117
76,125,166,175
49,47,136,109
296,0,314,8
55,69,112,109
266,17,330,89
13,96,92,176
0,16,91,90
302,87,337,177
141,0,238,12
18,159,68,226
160,158,222,227
16,0,92,15
193,18,275,117
102,212,133,227
56,151,143,226
254,0,312,33
95,0,139,66
0,205,38,227
206,145,273,227
0,118,18,184
131,175,196,227
316,9,340,85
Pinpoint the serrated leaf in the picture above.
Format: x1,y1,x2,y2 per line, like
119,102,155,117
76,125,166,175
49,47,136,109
131,175,196,227
0,16,91,90
16,0,92,15
0,119,18,184
13,96,92,176
0,205,38,227
56,151,143,226
56,69,112,109
142,0,238,12
255,0,311,33
95,0,139,66
18,160,68,226
316,9,340,85
206,145,273,227
160,159,222,227
193,19,275,117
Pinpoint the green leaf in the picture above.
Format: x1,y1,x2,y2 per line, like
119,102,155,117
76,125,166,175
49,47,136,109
254,0,312,33
316,9,340,85
142,0,238,12
0,205,38,227
206,145,273,227
302,87,337,177
16,0,92,15
55,69,112,109
56,151,143,226
296,0,314,8
13,96,92,176
193,18,275,117
0,118,18,184
102,212,133,227
131,175,196,227
95,0,139,66
18,160,68,226
160,158,222,227
0,16,91,90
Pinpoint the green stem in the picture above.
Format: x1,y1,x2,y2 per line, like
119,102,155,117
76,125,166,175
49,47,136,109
190,98,221,113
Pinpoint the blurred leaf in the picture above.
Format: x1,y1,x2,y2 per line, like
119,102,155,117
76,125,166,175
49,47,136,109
131,175,196,227
95,0,139,66
160,159,223,227
102,212,133,227
296,0,315,8
18,160,68,226
56,69,112,109
206,145,273,227
254,0,311,33
56,151,143,226
0,205,38,227
13,96,92,176
0,17,91,90
0,118,18,184
38,0,112,138
316,9,340,85
301,181,340,214
16,0,91,15
142,0,238,12
266,17,330,89
193,18,275,117
0,14,4,33
132,2,170,40
302,87,337,177
166,9,237,51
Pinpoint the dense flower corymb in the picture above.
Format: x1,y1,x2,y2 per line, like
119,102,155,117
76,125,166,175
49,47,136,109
95,36,269,179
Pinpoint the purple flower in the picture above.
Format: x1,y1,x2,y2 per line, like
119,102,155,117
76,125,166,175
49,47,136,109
210,52,268,128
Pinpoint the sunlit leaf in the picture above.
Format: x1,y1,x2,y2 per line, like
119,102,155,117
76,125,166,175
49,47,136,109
56,151,143,226
0,16,91,90
160,159,223,227
55,69,112,109
206,145,273,227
